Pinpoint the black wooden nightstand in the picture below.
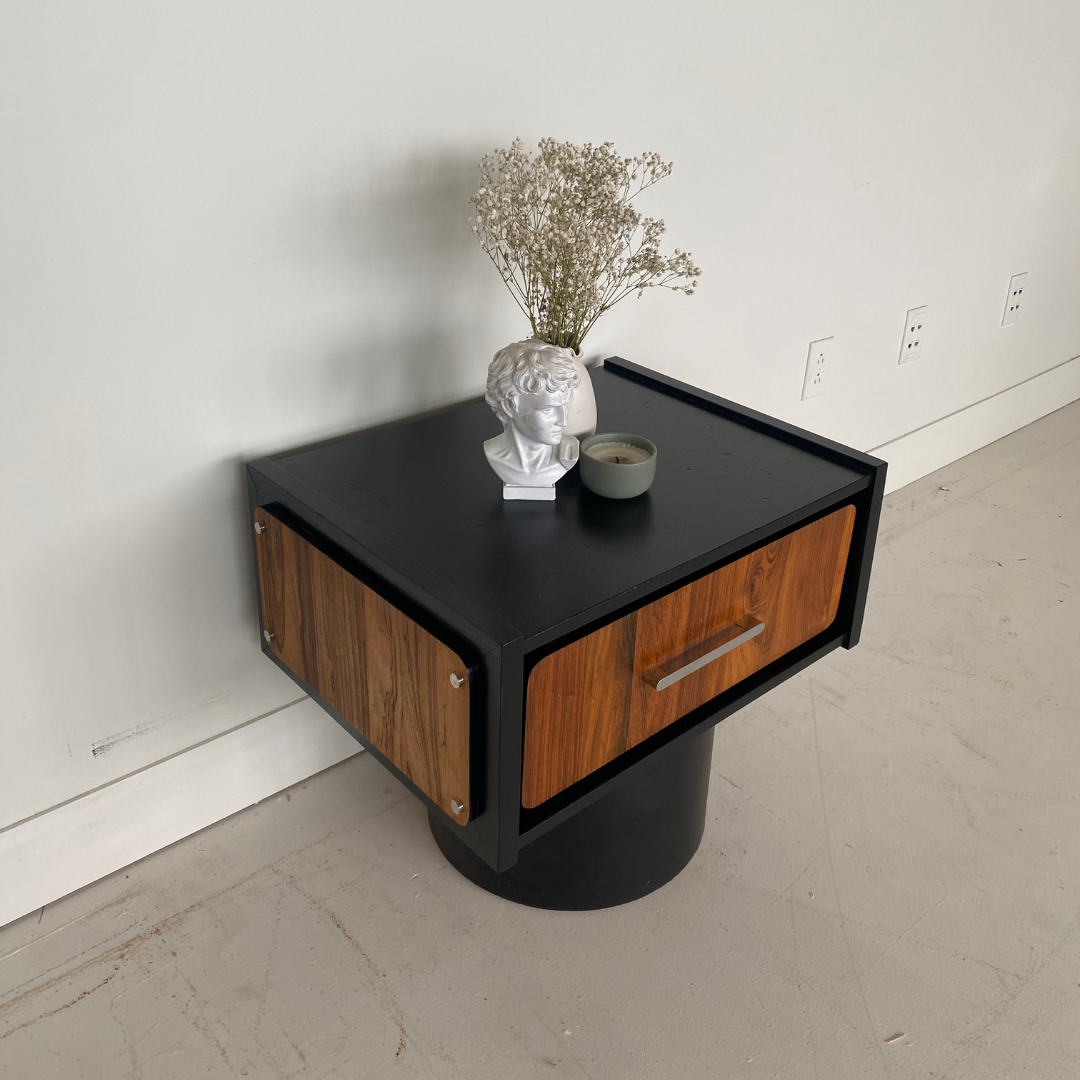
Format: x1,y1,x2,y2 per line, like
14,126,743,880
246,359,886,909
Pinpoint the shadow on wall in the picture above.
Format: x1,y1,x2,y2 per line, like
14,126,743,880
321,146,505,428
234,146,507,629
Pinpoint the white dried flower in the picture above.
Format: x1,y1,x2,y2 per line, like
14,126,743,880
469,138,702,352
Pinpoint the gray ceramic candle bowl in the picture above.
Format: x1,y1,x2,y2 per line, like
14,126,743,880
579,432,658,499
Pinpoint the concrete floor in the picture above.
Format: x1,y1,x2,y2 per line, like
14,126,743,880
2,402,1078,1080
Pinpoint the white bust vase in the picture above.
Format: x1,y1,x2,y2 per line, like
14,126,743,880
484,340,593,501
563,349,597,441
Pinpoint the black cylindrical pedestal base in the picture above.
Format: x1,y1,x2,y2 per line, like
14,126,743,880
429,727,714,910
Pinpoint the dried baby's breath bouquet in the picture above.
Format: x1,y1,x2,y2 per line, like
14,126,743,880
470,138,701,353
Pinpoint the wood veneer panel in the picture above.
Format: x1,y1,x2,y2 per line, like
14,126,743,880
254,509,471,823
522,505,856,807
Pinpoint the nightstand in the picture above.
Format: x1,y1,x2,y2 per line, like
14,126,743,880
246,359,886,909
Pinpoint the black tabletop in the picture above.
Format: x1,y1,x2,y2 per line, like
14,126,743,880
253,362,868,647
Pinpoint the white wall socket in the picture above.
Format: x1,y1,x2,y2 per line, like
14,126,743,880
801,337,832,400
1002,272,1028,326
898,305,928,364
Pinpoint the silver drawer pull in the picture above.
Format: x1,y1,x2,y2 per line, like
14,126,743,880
645,617,764,692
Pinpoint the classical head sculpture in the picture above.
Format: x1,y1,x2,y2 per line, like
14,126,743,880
484,340,582,500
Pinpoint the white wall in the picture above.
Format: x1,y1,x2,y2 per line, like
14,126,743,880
2,1,1078,919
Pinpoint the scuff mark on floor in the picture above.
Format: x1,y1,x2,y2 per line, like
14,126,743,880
0,865,272,1016
955,734,1000,767
271,867,408,1059
1,971,117,1040
810,680,895,1079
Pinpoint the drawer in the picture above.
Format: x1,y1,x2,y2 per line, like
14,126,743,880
522,504,856,807
253,508,472,823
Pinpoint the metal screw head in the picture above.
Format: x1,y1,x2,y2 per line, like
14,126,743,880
449,672,465,689
254,521,265,534
450,799,465,815
263,629,274,642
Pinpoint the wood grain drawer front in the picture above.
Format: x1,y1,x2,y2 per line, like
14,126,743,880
254,510,471,823
522,505,856,808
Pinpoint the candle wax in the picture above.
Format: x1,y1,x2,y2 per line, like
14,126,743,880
585,443,652,465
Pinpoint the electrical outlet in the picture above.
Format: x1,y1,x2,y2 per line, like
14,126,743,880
801,337,832,400
1001,272,1028,326
898,306,927,364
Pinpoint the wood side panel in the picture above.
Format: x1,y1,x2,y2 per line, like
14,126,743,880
520,618,637,809
254,509,471,823
520,635,585,810
523,505,856,807
256,516,307,681
578,618,637,776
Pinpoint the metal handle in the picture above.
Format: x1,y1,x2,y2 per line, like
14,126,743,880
645,617,764,692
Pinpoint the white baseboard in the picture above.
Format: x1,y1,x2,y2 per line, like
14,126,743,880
872,355,1080,493
0,699,360,927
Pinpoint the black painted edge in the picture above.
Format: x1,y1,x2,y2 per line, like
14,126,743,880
603,357,887,474
517,630,845,845
520,477,870,657
494,639,526,872
842,457,888,648
245,469,269,666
